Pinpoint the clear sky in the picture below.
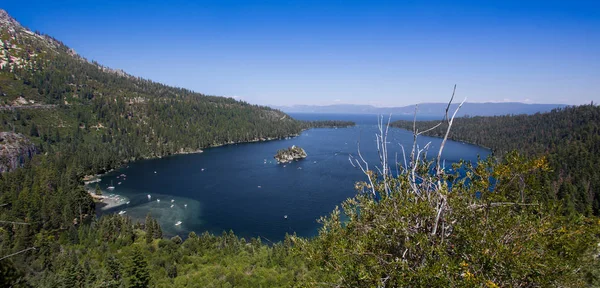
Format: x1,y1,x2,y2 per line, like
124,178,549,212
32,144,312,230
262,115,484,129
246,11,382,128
2,0,599,106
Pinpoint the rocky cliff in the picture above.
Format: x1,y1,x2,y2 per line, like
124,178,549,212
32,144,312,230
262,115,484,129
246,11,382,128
0,132,37,173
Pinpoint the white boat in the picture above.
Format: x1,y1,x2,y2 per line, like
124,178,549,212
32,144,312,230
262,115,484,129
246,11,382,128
118,182,121,185
175,221,182,226
184,204,187,208
284,215,288,219
107,180,115,190
154,171,157,174
157,199,160,203
171,199,175,203
201,168,205,171
147,194,151,200
126,201,130,204
118,211,126,215
258,185,261,188
170,204,174,208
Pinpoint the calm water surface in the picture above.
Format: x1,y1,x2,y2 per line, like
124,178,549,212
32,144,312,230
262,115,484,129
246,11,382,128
96,114,489,241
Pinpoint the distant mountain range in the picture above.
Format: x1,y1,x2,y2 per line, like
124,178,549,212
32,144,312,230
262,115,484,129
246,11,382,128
273,102,568,117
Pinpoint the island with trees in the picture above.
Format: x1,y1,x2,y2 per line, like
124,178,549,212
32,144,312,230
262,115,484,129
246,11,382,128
274,145,307,163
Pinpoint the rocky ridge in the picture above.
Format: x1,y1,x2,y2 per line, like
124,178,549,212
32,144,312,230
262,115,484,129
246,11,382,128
0,9,19,28
0,9,132,78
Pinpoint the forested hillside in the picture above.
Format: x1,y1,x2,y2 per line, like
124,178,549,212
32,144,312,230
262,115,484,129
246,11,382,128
391,105,600,215
0,9,309,284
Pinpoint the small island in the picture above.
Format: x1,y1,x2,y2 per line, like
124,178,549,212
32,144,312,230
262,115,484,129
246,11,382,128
274,145,307,164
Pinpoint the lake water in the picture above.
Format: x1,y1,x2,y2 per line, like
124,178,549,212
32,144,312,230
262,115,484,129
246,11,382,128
95,113,489,242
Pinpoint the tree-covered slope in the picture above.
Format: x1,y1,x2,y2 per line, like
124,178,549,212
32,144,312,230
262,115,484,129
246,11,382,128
0,8,307,278
0,9,303,160
391,105,600,215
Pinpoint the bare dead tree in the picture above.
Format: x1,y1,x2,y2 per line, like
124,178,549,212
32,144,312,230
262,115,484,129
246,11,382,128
350,114,395,197
432,87,466,236
374,114,393,195
351,85,466,238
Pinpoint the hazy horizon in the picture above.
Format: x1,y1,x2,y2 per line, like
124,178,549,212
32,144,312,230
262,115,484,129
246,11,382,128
3,0,598,107
273,101,573,108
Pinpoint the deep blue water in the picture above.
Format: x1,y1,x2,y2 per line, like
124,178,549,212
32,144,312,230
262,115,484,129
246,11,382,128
96,113,489,241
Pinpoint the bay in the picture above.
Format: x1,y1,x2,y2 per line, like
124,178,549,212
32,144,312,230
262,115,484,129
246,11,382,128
96,113,489,242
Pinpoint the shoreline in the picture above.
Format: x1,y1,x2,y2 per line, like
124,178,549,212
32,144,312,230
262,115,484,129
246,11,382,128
392,127,493,151
80,126,361,212
207,134,301,148
80,126,356,187
86,186,129,211
80,131,306,209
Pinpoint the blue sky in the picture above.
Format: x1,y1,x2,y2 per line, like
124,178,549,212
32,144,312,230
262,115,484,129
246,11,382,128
2,0,599,106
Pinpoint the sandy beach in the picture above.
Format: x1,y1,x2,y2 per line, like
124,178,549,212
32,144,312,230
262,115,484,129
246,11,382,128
87,187,129,211
84,173,130,211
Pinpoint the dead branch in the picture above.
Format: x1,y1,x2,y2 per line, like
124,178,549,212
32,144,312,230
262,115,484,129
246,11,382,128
444,84,457,122
436,96,467,181
469,202,541,209
0,220,30,225
354,134,376,196
0,247,36,261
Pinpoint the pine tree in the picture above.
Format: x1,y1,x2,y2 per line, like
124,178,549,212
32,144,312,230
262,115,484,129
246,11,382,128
105,255,122,286
152,219,162,239
29,123,39,137
144,214,153,244
126,247,150,288
0,260,25,287
170,235,183,245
